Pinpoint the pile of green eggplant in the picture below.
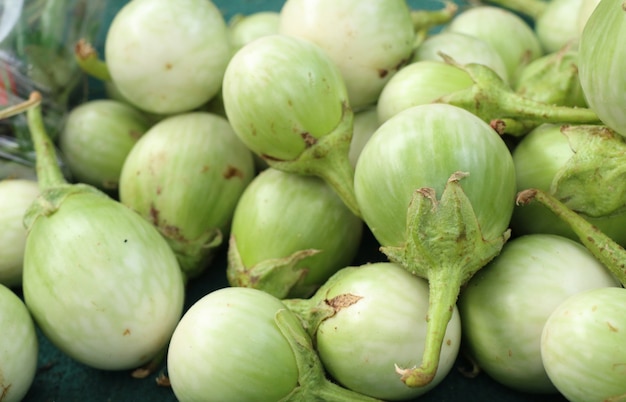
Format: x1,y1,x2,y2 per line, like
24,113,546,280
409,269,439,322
2,1,625,401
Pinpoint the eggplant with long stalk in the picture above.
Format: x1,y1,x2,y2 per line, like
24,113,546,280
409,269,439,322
1,93,185,373
354,103,516,387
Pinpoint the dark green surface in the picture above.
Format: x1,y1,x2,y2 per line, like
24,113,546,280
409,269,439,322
18,0,569,400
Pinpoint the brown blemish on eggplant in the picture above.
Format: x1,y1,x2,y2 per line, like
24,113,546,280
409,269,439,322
156,186,162,195
378,68,389,78
123,328,131,336
162,224,186,242
607,322,618,332
149,203,159,225
301,132,317,147
1,381,12,401
223,165,244,179
325,293,363,312
165,62,173,70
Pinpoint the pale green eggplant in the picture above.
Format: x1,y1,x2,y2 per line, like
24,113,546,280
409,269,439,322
284,262,462,400
0,178,39,287
222,34,360,217
119,112,255,279
376,60,473,124
412,31,510,83
59,99,151,191
578,0,626,137
279,0,415,110
10,93,185,372
0,284,38,402
227,168,362,298
167,287,381,402
446,5,543,85
354,103,516,388
542,287,626,402
349,107,380,167
228,11,281,53
104,0,231,114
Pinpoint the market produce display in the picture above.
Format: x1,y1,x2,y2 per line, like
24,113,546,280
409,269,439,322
1,0,625,401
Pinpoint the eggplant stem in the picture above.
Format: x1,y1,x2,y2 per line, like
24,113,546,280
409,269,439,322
74,39,112,81
381,171,509,387
437,55,601,135
411,2,458,47
396,266,464,387
496,90,600,125
25,92,68,189
315,140,361,218
516,189,626,287
382,174,509,388
489,118,539,137
411,2,458,36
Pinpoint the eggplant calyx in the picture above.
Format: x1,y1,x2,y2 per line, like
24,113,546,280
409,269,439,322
226,235,320,299
551,124,626,218
381,171,510,387
514,46,585,108
264,101,362,218
23,183,108,231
